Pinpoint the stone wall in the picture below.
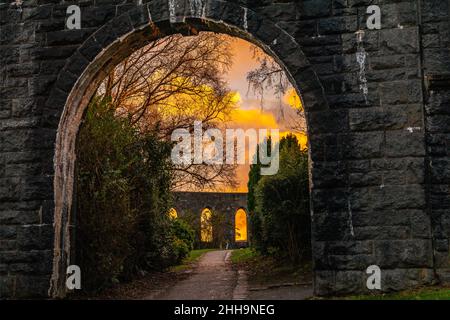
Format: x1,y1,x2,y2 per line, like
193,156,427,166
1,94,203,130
421,0,450,283
173,191,248,246
0,0,448,298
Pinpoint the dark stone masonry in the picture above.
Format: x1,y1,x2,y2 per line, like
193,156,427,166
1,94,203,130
0,0,449,298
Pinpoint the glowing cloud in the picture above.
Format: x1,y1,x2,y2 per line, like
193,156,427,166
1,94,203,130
228,108,279,129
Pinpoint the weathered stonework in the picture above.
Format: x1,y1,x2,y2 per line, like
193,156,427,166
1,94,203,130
421,0,450,285
0,0,449,298
173,191,248,246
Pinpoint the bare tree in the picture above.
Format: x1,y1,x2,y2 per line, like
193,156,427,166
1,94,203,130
246,47,290,112
96,32,238,191
246,47,306,133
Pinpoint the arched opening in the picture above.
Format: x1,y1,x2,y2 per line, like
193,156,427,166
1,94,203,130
200,208,213,243
168,208,178,220
0,0,438,300
235,208,247,242
50,3,323,298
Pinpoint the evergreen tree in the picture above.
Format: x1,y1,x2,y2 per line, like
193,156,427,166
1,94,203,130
249,134,311,263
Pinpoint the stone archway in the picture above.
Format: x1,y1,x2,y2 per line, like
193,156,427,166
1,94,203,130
1,0,444,299
173,191,248,247
49,1,324,297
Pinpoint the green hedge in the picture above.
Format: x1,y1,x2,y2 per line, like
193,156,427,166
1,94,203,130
75,97,192,292
248,134,311,264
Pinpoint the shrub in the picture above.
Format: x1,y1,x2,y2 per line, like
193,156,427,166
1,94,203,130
75,97,179,291
171,218,195,251
169,218,195,263
250,134,311,264
171,238,191,264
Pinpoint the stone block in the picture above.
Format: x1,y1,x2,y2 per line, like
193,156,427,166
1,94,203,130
17,224,53,250
349,107,408,131
78,37,103,62
312,211,355,241
351,210,410,228
65,51,89,77
0,210,40,225
381,268,434,291
0,225,16,240
374,240,433,268
342,131,384,160
299,0,332,19
378,2,418,29
380,27,420,54
128,5,151,28
256,3,298,22
380,80,422,105
308,110,349,134
318,15,358,35
0,276,15,298
312,161,347,188
349,185,426,212
341,29,379,54
14,274,50,298
429,158,450,184
79,5,117,28
385,130,425,157
427,115,450,133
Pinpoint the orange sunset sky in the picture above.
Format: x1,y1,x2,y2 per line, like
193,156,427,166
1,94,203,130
211,36,307,193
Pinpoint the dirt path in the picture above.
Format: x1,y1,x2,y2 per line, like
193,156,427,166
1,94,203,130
79,249,312,300
142,249,313,300
153,250,238,300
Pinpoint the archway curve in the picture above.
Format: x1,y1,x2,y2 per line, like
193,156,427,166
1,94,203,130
200,207,214,243
49,0,327,297
234,207,248,242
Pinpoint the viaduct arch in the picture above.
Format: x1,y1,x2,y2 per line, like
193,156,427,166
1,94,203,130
172,191,248,246
0,0,449,298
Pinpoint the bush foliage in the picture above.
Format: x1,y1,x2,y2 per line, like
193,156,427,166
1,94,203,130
247,134,311,264
75,97,193,291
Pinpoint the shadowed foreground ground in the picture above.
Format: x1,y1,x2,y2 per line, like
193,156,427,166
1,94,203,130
81,249,314,300
152,250,313,300
153,250,237,300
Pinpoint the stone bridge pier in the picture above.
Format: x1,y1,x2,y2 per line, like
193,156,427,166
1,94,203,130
0,0,449,298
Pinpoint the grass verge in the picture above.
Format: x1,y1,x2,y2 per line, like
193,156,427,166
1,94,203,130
171,248,216,272
231,250,450,300
230,248,312,286
231,247,258,264
342,286,450,300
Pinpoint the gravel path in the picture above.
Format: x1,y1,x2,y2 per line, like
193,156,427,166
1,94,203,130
150,249,313,300
153,250,238,300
